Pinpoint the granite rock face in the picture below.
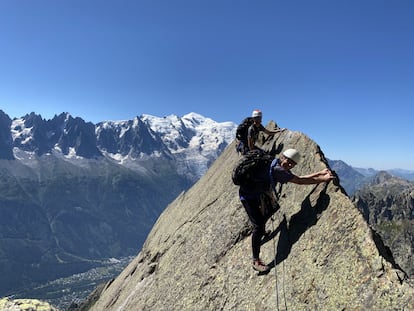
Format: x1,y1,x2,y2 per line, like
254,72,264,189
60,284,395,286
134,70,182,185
85,128,414,310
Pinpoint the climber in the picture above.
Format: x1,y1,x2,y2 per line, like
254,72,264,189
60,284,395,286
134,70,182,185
247,109,285,152
239,148,335,272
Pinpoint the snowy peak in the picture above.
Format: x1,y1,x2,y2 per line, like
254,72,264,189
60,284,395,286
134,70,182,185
10,112,101,158
0,110,13,160
96,117,169,159
141,112,236,179
141,114,194,152
0,110,237,180
141,112,235,154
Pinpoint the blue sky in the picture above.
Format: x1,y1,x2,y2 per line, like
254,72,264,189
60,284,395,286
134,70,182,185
1,0,413,170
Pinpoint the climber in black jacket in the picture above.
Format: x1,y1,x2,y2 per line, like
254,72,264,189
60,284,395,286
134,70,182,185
239,148,335,272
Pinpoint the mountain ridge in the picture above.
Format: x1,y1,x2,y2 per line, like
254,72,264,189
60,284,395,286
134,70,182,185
83,127,414,310
2,110,236,182
328,158,414,196
352,171,414,278
2,109,414,309
0,110,236,300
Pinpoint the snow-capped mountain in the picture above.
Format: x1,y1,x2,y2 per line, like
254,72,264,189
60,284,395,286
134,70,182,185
0,109,237,297
141,112,236,178
2,110,237,181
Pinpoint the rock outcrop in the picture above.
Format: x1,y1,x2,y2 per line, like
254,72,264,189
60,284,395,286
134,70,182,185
353,171,414,277
84,128,414,310
0,298,57,311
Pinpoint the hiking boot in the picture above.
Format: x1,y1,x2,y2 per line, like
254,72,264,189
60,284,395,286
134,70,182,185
252,259,269,272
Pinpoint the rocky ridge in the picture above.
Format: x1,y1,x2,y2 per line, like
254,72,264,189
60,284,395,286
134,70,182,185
83,126,414,310
353,171,414,277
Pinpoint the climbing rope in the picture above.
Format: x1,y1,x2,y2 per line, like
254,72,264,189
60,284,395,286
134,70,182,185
271,216,280,311
271,212,289,311
270,180,291,311
281,217,289,311
270,182,283,311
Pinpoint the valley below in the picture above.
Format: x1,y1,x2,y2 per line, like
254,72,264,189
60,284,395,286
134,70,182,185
12,256,134,310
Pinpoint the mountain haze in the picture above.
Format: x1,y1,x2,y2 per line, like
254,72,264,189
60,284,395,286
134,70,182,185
84,127,414,310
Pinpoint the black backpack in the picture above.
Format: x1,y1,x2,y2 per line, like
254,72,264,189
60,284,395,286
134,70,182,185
236,117,254,142
235,117,254,154
232,150,274,186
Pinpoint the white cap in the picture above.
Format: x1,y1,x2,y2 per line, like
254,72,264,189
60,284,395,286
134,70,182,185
252,109,262,118
282,148,301,164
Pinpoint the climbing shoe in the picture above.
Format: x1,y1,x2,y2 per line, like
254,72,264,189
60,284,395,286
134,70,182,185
252,259,269,272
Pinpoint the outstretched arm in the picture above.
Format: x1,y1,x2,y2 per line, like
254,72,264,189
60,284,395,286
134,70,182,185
290,168,335,185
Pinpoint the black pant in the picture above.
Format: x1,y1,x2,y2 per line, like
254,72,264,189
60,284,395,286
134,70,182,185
240,195,266,260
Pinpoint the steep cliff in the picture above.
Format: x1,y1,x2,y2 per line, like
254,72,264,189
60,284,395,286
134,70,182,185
84,128,414,310
353,171,414,277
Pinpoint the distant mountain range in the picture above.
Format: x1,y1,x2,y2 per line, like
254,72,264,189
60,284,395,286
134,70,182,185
352,171,414,278
327,158,414,279
1,110,235,181
0,110,236,297
327,159,414,196
1,109,413,307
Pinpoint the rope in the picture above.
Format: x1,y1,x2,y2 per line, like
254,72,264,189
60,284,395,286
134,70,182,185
271,218,280,311
270,178,291,311
269,158,292,310
270,180,282,311
281,216,289,311
283,265,288,310
271,214,290,311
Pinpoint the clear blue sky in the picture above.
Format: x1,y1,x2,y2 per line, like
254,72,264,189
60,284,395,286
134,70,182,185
1,0,413,170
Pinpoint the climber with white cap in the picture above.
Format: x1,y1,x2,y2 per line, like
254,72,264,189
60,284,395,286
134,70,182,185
239,147,335,273
270,148,334,185
248,109,286,152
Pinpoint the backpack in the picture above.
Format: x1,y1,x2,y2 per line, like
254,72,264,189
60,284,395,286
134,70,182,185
235,117,254,154
232,150,274,186
236,117,254,143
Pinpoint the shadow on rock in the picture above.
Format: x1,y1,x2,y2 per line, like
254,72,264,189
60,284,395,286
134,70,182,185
268,182,331,269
